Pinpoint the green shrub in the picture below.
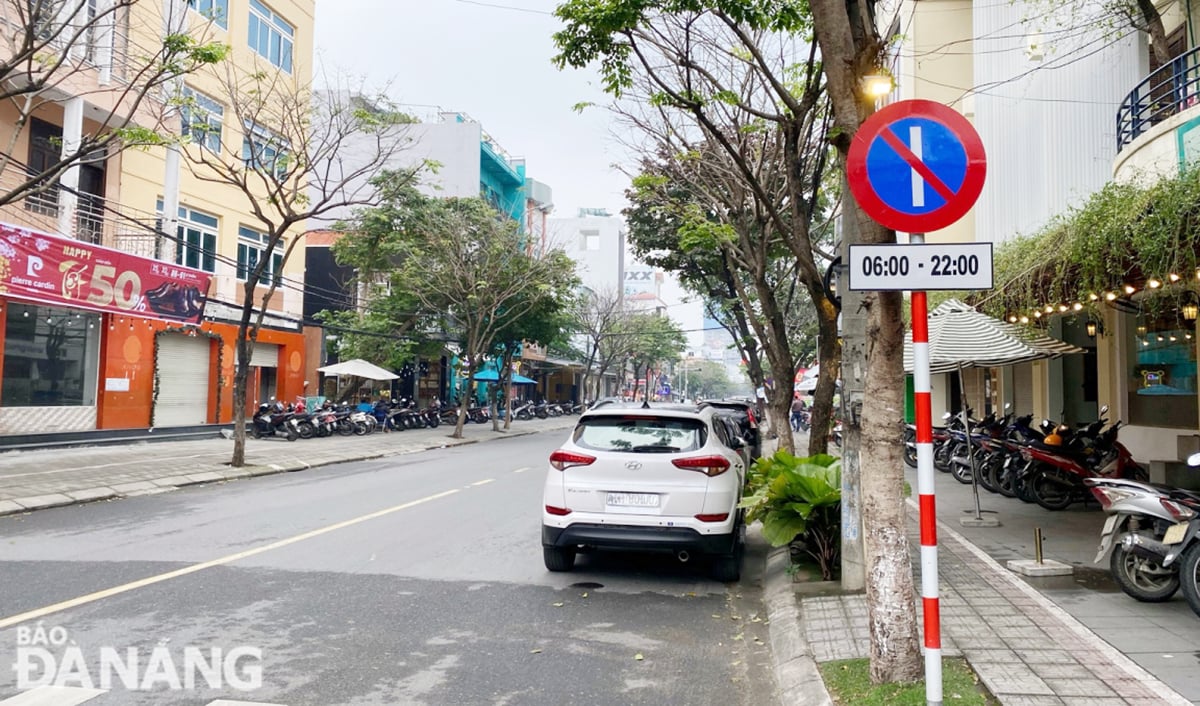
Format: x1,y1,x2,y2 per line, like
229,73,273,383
740,451,841,579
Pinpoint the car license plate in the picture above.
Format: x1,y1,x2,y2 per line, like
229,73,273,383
1163,521,1189,545
607,492,660,508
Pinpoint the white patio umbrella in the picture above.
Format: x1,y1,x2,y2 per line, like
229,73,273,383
317,359,399,381
902,299,1086,521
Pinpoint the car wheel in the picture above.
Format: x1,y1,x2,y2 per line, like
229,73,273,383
543,545,576,572
711,524,745,582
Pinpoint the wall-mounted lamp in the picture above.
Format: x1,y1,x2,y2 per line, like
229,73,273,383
1182,291,1199,323
860,73,894,100
1085,318,1103,339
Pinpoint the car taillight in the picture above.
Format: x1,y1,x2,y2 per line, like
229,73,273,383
545,505,572,516
747,409,757,427
549,450,596,471
1160,497,1198,521
672,455,731,477
695,513,730,522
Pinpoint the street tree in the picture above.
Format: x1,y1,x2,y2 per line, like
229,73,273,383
0,0,226,209
179,72,418,467
620,311,687,400
676,359,734,400
487,251,580,431
553,2,840,455
555,0,922,683
390,196,578,439
806,0,924,683
572,286,627,400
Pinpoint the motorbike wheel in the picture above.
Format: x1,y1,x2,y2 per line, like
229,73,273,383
1110,542,1180,602
353,421,369,435
286,428,299,442
1013,467,1038,503
950,444,974,485
297,421,315,440
336,420,355,436
995,460,1017,498
979,456,1002,494
1031,471,1074,510
933,442,953,472
250,426,262,440
517,410,531,421
427,415,439,428
903,444,918,469
1180,542,1200,618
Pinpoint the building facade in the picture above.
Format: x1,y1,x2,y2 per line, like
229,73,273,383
895,0,1200,471
0,0,314,435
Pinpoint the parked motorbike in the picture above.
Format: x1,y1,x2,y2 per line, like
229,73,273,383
1019,408,1146,510
251,401,299,441
1085,455,1200,609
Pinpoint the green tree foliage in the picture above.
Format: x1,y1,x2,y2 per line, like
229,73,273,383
676,359,735,399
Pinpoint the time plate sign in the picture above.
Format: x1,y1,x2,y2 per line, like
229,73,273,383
848,242,993,291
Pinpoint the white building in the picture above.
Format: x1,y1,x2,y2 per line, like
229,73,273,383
548,208,626,296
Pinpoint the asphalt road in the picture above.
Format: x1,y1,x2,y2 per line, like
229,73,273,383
0,430,778,705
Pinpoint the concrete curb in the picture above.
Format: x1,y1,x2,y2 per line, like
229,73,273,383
0,425,555,519
761,541,834,706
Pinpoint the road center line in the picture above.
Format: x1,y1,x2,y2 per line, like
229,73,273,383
0,488,461,630
512,467,530,473
471,479,495,486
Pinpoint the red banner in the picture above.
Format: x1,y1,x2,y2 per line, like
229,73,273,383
0,221,211,324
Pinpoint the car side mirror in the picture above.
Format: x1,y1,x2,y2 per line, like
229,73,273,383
1099,404,1109,415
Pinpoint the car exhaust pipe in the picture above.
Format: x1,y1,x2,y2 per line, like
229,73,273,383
676,550,690,563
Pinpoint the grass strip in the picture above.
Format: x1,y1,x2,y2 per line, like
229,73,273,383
819,657,997,705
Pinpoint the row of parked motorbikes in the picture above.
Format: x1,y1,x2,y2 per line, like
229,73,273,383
903,404,1200,618
250,397,583,441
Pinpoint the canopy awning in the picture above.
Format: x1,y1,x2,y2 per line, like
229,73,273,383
903,299,1086,374
473,369,536,384
317,359,399,381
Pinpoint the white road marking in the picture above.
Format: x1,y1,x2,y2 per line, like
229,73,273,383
0,489,460,630
0,687,105,706
470,479,495,486
910,125,925,207
512,467,530,473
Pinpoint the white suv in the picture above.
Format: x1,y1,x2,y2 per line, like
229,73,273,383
541,403,748,581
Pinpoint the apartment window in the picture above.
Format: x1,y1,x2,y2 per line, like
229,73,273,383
581,229,600,251
181,86,223,152
25,118,62,216
156,201,218,273
247,0,293,72
242,121,289,178
187,0,228,28
237,226,283,285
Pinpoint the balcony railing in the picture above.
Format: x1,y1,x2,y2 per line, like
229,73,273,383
1117,45,1200,152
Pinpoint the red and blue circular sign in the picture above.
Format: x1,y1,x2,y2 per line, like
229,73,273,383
846,99,986,233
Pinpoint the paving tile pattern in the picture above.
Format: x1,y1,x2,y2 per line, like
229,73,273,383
800,504,1193,705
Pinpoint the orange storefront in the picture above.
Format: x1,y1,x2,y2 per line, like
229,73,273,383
0,297,305,435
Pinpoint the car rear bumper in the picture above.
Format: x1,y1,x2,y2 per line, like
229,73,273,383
542,523,737,556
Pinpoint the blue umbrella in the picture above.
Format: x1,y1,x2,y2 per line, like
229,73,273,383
472,370,536,384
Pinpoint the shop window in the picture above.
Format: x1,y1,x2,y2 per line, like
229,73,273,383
1124,309,1199,428
2,304,101,407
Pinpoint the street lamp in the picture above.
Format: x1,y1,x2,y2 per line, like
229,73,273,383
860,73,894,101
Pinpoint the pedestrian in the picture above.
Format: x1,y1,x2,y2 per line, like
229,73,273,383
791,394,805,432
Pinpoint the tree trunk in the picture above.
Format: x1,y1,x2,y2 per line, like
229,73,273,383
1137,0,1172,67
807,0,923,683
230,281,261,468
807,299,841,456
861,288,922,683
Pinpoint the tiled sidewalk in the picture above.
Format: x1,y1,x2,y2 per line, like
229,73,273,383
800,503,1191,705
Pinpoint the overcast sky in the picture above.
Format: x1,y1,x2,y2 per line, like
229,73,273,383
312,0,631,218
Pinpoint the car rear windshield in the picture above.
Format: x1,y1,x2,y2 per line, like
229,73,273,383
574,416,707,453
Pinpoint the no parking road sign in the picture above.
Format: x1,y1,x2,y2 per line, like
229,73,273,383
847,99,986,233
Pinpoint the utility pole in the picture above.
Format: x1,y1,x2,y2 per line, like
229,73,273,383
839,170,867,592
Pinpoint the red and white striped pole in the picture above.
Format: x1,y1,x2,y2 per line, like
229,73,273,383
910,232,941,705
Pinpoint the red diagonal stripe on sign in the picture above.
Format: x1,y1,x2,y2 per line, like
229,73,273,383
878,127,957,203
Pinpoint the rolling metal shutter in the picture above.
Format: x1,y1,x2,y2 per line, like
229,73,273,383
154,334,211,427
